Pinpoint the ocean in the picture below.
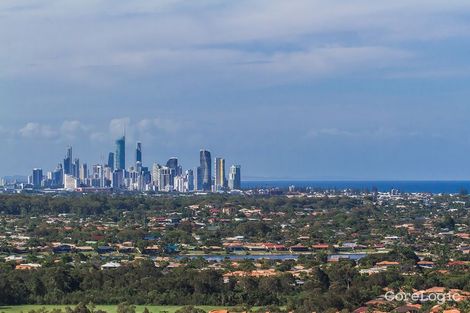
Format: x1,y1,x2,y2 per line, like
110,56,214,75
242,180,470,194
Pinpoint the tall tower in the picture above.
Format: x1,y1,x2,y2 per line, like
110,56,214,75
214,158,226,191
63,146,73,175
228,165,241,190
79,163,88,181
166,157,178,187
32,168,43,188
136,142,142,165
107,152,115,171
200,150,211,191
73,158,80,178
115,136,126,170
185,169,194,192
194,166,203,191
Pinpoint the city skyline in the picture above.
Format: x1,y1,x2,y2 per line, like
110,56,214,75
13,136,242,193
2,2,470,312
3,1,470,180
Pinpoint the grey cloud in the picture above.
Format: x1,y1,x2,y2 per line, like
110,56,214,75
0,0,468,85
85,117,186,144
18,122,58,139
109,118,130,138
137,118,183,134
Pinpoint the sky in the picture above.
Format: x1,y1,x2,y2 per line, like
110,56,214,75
2,0,470,180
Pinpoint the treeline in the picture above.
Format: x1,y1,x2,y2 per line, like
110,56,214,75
1,260,291,306
0,259,403,312
19,304,288,313
0,194,363,216
1,258,470,311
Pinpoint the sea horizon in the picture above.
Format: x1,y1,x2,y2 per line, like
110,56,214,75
242,180,470,194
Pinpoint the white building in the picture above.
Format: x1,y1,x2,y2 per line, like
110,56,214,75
64,174,78,190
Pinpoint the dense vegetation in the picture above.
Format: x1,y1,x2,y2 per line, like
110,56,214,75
1,193,470,312
0,256,470,311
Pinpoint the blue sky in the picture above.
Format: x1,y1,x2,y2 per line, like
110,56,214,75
2,0,470,180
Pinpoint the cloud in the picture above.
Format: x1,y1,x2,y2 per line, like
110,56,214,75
137,117,182,134
245,46,411,83
86,117,185,144
18,122,58,139
89,131,108,143
16,120,95,142
109,117,130,138
60,120,89,139
15,120,92,141
0,0,468,85
12,118,186,146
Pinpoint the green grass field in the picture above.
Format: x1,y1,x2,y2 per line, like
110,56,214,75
0,305,235,313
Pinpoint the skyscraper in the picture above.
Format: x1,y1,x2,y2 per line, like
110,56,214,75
107,152,115,171
158,166,171,191
79,163,88,181
63,146,73,175
136,142,142,164
228,165,241,190
214,157,226,191
64,174,78,190
115,136,126,170
73,158,80,178
152,163,161,188
32,168,43,188
194,166,203,191
166,157,178,187
112,170,124,189
200,150,211,191
52,164,63,187
185,169,194,192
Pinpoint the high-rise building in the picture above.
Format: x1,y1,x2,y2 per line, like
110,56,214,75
115,136,126,170
193,166,204,191
174,175,187,193
228,165,241,190
52,164,63,187
136,142,142,164
166,157,178,170
26,138,240,193
141,166,151,187
112,170,124,189
214,157,226,191
200,150,211,191
107,152,115,171
64,174,78,190
73,158,80,178
32,168,43,188
63,146,73,175
158,166,171,191
166,157,178,187
152,163,161,188
79,163,88,181
103,165,112,187
185,169,194,192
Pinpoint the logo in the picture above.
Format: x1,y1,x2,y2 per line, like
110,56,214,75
385,291,459,305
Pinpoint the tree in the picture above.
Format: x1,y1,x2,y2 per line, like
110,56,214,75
174,306,205,313
117,303,136,313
